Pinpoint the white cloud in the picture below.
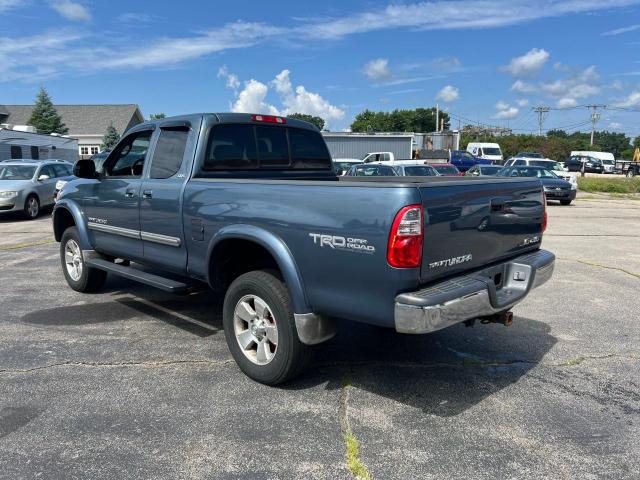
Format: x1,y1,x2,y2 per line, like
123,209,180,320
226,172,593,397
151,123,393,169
232,79,280,116
271,69,345,123
602,24,640,36
557,97,578,108
541,65,599,100
298,0,640,39
49,1,91,22
217,65,240,90
516,98,529,107
118,12,155,23
609,122,623,129
0,0,25,12
611,79,624,90
614,91,640,107
363,58,391,82
221,68,345,126
435,85,459,102
501,48,549,77
511,80,537,94
493,101,519,119
431,56,462,71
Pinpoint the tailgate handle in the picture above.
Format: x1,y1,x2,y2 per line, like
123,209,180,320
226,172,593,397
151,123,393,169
490,199,504,212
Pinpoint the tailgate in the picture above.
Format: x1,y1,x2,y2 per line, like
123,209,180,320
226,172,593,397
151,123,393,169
418,178,544,284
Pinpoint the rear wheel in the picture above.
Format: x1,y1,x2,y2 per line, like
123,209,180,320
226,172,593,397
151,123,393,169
23,195,40,219
628,169,636,177
560,199,572,206
60,227,107,292
223,270,310,385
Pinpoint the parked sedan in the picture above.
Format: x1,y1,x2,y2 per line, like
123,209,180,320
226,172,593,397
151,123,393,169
564,155,604,174
394,165,440,176
431,163,461,176
465,165,504,176
344,164,398,176
497,166,576,205
0,159,75,219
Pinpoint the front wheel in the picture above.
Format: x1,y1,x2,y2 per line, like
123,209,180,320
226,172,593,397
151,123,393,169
628,169,636,177
60,227,107,292
223,270,310,385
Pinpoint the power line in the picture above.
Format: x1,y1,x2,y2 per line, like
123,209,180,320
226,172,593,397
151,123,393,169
585,104,607,146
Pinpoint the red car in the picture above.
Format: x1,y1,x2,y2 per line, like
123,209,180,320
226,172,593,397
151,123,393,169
431,163,462,176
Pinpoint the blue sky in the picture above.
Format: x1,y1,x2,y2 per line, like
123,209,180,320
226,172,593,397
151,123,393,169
2,0,640,137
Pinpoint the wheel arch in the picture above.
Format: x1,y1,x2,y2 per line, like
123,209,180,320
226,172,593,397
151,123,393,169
206,225,311,314
52,200,92,250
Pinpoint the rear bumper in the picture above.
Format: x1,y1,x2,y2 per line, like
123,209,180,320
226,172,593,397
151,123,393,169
544,188,576,200
394,249,554,334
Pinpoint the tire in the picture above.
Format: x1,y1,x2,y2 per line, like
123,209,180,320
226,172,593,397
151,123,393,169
60,227,107,293
628,169,636,178
223,270,310,385
23,195,40,220
560,199,572,206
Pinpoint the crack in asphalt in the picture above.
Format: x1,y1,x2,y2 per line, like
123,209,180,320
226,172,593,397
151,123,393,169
1,354,637,375
0,358,234,374
339,374,372,480
558,257,640,279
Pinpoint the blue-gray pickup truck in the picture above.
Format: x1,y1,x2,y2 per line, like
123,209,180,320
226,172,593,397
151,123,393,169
52,113,554,384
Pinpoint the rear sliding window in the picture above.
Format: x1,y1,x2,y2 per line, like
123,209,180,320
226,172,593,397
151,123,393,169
203,124,331,170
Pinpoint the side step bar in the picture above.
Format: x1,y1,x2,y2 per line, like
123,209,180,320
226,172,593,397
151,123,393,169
85,258,189,293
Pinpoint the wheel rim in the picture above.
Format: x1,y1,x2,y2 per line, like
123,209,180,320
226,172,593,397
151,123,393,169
233,294,278,365
64,239,83,281
27,198,38,217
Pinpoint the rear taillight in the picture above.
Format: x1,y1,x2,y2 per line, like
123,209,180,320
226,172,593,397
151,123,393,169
542,192,548,233
387,205,423,268
251,114,286,124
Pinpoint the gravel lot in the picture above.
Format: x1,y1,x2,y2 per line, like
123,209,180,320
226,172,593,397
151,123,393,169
1,194,639,480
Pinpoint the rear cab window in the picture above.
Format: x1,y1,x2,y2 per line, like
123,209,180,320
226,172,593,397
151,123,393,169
150,127,190,179
202,123,332,172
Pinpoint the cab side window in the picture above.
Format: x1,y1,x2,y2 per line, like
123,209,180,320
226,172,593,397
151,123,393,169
39,165,56,180
150,127,190,179
107,130,153,177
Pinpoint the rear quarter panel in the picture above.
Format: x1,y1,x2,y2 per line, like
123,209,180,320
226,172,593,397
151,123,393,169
183,179,421,326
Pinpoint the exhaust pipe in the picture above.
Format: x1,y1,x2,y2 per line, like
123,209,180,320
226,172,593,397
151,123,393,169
480,311,513,327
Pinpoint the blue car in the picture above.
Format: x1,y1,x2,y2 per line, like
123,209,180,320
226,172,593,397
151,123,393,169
450,150,493,172
497,166,576,205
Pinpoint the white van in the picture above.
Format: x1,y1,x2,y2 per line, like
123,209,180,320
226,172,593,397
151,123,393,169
466,142,503,163
570,151,615,173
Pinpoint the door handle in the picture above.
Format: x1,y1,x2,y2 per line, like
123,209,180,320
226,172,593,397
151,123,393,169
125,189,136,198
142,190,153,199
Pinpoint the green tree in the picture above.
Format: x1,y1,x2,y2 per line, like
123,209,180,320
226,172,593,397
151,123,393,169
633,135,640,149
27,87,68,135
288,113,325,130
350,107,449,133
101,123,120,151
149,113,166,120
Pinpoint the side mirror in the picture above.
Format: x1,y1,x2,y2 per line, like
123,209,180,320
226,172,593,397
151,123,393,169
74,159,97,179
37,174,50,181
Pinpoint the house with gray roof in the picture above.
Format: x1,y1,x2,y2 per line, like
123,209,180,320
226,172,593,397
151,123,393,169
0,104,144,158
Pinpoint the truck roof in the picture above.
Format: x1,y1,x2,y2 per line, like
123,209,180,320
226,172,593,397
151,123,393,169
135,113,320,132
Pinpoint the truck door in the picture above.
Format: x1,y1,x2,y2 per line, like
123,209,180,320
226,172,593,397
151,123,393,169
84,128,153,261
139,123,194,273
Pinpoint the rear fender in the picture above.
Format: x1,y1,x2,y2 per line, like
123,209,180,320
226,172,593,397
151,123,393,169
206,224,310,314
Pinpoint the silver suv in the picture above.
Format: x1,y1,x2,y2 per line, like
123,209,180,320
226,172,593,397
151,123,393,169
0,159,75,219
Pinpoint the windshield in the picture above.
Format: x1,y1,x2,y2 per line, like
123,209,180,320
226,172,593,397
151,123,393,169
501,167,558,178
403,166,438,176
602,159,614,165
433,165,459,175
0,165,36,180
479,166,503,174
334,161,360,172
530,160,556,168
482,147,502,156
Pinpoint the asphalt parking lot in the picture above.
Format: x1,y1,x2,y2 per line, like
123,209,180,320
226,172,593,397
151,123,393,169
1,195,639,480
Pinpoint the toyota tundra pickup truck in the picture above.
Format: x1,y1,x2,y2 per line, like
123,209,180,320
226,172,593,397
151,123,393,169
52,113,554,385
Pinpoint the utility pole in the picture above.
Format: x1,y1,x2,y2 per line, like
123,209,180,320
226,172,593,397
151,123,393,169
586,104,606,146
435,103,439,132
532,106,550,136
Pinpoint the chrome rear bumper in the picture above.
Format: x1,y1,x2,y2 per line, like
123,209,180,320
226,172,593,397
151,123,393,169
394,249,554,334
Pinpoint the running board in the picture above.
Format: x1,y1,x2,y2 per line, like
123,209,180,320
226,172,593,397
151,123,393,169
85,258,189,293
